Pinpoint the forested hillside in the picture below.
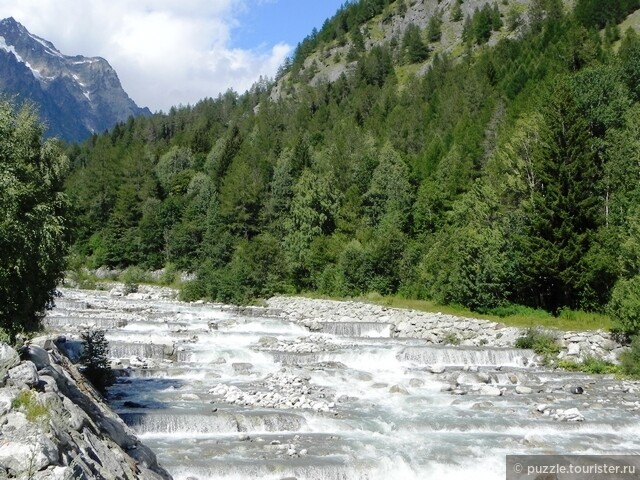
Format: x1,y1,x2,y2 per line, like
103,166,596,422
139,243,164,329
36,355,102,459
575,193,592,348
65,0,640,336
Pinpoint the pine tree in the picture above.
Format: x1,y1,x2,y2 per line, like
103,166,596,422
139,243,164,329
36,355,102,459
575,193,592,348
450,0,463,22
427,11,443,43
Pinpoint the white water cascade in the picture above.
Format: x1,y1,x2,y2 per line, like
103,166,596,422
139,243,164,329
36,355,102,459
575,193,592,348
46,289,640,480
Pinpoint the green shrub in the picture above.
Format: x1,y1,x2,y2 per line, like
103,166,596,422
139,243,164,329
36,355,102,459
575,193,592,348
121,266,149,294
443,332,460,346
608,276,640,338
0,328,11,344
12,390,49,422
558,307,577,322
620,335,640,378
515,328,561,356
159,263,180,286
65,253,97,290
180,280,207,302
558,357,621,375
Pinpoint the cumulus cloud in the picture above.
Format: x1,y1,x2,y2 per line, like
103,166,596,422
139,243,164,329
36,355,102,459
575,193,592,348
0,0,291,111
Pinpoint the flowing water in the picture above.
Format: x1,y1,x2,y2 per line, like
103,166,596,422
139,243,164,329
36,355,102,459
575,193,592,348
47,289,640,480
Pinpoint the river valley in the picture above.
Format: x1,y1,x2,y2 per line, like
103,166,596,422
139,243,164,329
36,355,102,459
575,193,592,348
45,287,640,480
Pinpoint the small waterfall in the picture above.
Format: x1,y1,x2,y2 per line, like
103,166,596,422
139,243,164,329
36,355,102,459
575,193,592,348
52,299,88,310
316,322,393,338
167,463,369,480
43,316,127,329
175,350,194,362
269,352,324,365
399,345,535,366
109,342,174,360
122,411,307,434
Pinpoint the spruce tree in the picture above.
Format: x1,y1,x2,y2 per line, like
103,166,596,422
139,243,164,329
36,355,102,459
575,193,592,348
79,330,115,395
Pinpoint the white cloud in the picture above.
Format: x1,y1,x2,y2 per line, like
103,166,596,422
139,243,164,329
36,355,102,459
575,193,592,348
0,0,291,111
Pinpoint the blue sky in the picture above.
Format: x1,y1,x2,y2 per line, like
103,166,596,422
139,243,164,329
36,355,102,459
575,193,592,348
233,0,346,51
0,0,348,111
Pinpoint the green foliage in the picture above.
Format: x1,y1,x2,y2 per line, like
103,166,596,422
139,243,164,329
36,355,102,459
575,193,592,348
608,276,640,337
557,356,622,375
443,332,460,345
12,389,49,423
515,328,561,355
619,29,640,102
506,4,525,31
63,0,640,328
0,101,70,340
464,3,503,45
121,266,149,294
402,24,430,63
79,330,115,394
620,335,640,378
65,253,98,290
450,0,463,22
574,0,640,29
427,11,443,43
480,304,552,320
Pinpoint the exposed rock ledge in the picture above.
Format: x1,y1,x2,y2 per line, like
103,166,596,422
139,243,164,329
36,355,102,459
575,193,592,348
0,338,171,480
265,296,627,363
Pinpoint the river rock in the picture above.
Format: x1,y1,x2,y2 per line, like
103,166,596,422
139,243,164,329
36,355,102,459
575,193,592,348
0,438,55,474
554,408,585,422
389,384,409,395
523,433,546,447
457,372,490,385
7,361,39,387
26,345,52,370
567,343,581,356
232,363,254,374
0,343,20,382
567,385,584,395
409,378,425,388
515,386,533,395
478,385,502,396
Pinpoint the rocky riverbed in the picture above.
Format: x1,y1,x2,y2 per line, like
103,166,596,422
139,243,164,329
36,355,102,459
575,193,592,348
21,286,640,479
265,296,627,363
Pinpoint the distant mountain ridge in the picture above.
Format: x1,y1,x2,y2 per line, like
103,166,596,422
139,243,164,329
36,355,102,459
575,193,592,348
0,17,150,142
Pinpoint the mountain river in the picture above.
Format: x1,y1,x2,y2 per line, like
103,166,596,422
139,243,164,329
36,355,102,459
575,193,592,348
46,288,640,480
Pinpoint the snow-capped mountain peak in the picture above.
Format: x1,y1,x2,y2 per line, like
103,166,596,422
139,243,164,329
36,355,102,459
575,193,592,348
0,17,150,141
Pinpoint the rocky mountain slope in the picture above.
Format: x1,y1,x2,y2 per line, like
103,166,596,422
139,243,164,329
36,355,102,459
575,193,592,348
272,0,567,97
0,17,150,142
0,338,171,479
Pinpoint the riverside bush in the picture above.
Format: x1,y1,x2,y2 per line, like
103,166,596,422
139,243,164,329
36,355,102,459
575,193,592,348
558,357,622,375
515,328,561,356
121,266,149,294
620,336,640,378
608,276,640,339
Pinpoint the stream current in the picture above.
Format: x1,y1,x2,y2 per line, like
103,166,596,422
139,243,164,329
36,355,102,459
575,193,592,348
47,288,640,480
